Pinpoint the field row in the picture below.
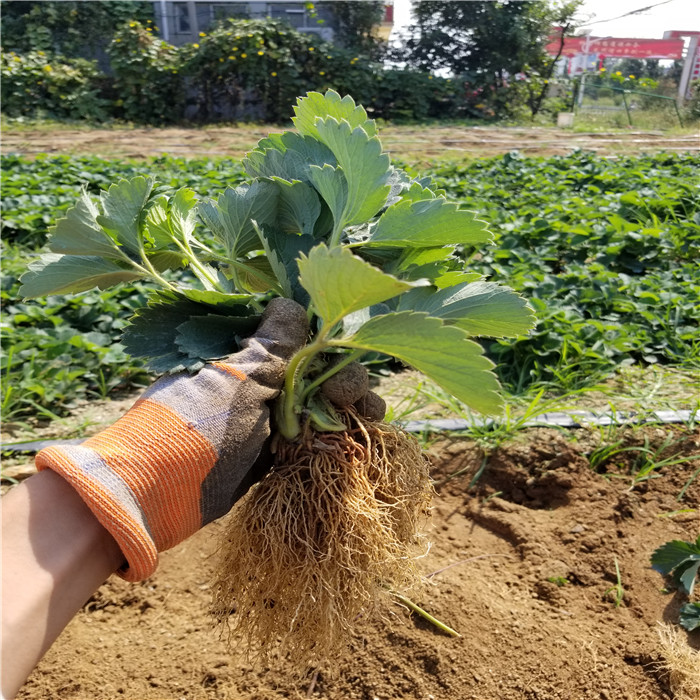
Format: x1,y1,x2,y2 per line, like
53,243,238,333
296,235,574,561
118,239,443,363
2,150,699,422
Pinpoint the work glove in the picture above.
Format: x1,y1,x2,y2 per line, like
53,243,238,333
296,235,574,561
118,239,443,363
35,298,309,582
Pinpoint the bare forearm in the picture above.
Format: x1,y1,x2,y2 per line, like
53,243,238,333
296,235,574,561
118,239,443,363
1,469,125,698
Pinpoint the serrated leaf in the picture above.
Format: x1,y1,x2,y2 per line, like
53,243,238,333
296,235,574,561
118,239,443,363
175,314,258,359
677,561,700,596
255,223,315,305
244,133,336,183
397,282,535,337
434,271,484,289
199,182,278,258
273,178,321,236
679,602,700,631
298,243,419,327
343,312,503,415
122,292,258,374
97,176,154,255
170,187,198,243
144,195,173,248
308,164,348,227
47,189,120,258
367,198,491,248
293,89,377,140
314,118,391,228
19,254,143,298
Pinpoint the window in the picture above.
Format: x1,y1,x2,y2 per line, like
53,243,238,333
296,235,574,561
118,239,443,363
174,2,191,33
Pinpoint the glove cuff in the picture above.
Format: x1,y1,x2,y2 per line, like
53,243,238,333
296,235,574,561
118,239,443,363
36,445,158,582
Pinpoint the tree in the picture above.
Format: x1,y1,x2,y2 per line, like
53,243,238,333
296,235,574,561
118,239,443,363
391,0,582,117
324,1,386,60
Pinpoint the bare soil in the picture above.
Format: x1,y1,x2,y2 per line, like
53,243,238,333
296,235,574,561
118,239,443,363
3,124,699,161
13,421,700,700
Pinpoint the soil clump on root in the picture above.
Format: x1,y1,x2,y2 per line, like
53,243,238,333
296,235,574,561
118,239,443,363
212,409,433,666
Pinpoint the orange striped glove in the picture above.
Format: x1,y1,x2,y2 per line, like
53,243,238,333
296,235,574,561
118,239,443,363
35,298,308,582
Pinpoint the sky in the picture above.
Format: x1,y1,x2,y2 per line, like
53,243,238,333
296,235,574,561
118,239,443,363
392,0,700,40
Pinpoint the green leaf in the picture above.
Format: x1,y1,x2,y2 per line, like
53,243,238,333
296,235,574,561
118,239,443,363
244,133,336,184
343,312,503,415
144,195,173,248
199,182,278,258
175,288,252,308
96,176,154,255
175,314,258,359
255,224,315,305
170,187,199,243
149,250,187,272
368,198,492,248
679,602,700,631
122,292,258,374
272,178,321,236
314,118,391,229
235,256,281,294
434,271,484,289
651,537,700,595
397,282,535,337
308,164,348,228
47,189,120,258
298,243,419,327
19,254,143,298
292,89,377,140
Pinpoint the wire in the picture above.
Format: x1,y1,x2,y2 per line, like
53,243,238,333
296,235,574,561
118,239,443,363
578,0,676,27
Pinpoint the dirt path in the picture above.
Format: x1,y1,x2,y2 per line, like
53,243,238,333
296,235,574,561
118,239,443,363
3,124,699,160
13,425,700,700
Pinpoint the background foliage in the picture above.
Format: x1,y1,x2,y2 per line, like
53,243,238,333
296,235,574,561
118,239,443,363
3,151,698,420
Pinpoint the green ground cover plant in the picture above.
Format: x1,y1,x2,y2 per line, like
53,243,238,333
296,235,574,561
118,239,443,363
2,149,699,423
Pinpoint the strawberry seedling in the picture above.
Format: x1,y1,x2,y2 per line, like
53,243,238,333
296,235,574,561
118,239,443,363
20,90,534,663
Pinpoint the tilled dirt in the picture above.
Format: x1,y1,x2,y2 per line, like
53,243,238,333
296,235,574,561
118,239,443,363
3,124,699,160
14,425,700,700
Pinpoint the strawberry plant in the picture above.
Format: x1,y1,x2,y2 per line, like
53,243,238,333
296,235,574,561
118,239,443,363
20,90,533,662
652,535,700,631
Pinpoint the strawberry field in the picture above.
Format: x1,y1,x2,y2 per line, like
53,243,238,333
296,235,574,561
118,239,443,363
2,129,700,699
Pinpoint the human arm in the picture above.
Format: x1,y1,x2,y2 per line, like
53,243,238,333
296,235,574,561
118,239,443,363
1,468,125,699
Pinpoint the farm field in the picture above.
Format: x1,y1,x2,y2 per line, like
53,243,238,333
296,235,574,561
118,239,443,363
2,125,699,699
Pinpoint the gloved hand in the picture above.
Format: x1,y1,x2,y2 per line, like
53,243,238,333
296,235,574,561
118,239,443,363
35,298,309,582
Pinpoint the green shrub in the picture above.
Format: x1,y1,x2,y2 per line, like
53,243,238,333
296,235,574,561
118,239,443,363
107,20,183,125
0,50,108,121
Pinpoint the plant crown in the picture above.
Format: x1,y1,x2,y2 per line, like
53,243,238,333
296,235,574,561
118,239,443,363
20,90,534,438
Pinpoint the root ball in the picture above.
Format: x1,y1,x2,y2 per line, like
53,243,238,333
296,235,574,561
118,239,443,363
212,410,432,666
320,361,369,407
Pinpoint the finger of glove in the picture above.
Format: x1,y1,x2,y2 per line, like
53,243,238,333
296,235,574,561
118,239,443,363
246,297,309,362
321,361,370,407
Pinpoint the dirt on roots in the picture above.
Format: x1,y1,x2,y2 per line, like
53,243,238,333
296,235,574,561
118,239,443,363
15,424,700,700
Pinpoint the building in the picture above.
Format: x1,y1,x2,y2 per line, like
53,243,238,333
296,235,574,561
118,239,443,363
154,1,336,45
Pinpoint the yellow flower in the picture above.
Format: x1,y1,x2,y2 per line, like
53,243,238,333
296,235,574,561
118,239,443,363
241,53,247,58
271,71,277,77
228,55,235,60
615,71,622,75
308,46,315,52
629,74,635,79
193,43,199,48
129,22,136,27
600,67,606,72
319,71,325,76
258,50,264,55
146,27,152,32
219,58,224,62
232,46,238,51
43,65,53,72
13,56,21,62
199,32,206,37
428,75,433,80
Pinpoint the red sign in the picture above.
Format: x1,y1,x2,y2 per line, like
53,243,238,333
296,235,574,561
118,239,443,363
546,36,684,59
